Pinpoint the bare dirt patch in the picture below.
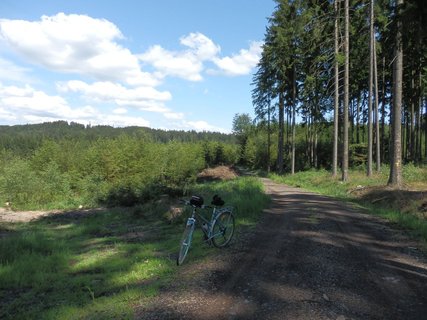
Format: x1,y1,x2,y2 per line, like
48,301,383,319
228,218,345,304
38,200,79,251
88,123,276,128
0,207,104,224
0,207,54,223
350,185,427,218
197,166,238,182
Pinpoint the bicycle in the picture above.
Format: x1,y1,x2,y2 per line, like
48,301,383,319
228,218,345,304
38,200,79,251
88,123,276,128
177,195,235,265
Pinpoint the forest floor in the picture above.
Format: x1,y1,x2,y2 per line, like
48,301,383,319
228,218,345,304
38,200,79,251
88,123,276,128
135,175,427,320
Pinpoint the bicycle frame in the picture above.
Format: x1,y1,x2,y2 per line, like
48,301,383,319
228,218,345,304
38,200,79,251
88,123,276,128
186,204,233,243
177,197,235,265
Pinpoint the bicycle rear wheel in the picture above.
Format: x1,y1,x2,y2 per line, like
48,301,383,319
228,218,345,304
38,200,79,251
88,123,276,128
177,219,195,265
211,210,235,248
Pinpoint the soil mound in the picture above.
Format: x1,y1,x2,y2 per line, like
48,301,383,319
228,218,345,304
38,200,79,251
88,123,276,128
197,166,238,182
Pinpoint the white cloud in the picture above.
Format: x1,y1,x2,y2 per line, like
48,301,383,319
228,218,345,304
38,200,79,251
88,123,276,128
0,82,151,127
0,13,158,86
212,41,262,76
139,32,220,81
0,83,94,119
0,57,33,83
184,120,228,133
116,99,170,113
113,107,127,114
179,32,220,60
59,80,171,103
164,112,184,120
0,13,261,131
0,106,16,121
58,80,186,121
58,80,173,114
139,45,203,81
93,114,150,127
139,33,261,80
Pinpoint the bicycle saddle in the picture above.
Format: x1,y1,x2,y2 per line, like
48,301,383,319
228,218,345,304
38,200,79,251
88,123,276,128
211,194,224,206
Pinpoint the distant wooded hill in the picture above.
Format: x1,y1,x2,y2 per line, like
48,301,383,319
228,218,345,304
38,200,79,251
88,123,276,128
0,121,235,156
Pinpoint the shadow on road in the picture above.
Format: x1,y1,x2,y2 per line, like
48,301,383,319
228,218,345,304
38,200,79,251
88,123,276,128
136,179,427,320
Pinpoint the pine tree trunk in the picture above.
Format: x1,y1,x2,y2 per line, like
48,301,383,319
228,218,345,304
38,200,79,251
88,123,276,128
332,0,340,177
381,56,386,163
356,95,360,144
291,66,296,175
350,100,355,144
388,0,403,188
415,95,420,162
278,91,285,174
306,114,310,164
342,0,349,182
410,74,415,162
310,114,314,167
425,101,427,160
374,36,381,171
367,0,374,177
267,107,271,173
402,115,409,161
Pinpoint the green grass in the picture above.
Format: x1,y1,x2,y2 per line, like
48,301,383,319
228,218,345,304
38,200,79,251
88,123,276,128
0,176,269,320
270,165,427,244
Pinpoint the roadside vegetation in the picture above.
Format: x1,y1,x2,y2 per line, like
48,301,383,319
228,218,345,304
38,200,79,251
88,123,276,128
0,122,239,210
0,176,269,320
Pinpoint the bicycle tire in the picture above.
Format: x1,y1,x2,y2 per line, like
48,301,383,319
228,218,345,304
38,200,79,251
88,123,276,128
177,219,195,265
211,210,235,248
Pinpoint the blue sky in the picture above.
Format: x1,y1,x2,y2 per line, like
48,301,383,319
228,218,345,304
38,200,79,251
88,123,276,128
0,0,275,133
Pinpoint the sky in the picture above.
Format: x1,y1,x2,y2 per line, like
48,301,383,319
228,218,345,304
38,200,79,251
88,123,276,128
0,0,276,133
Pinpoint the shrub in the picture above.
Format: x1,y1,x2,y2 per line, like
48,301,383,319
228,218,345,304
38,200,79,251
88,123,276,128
0,159,44,208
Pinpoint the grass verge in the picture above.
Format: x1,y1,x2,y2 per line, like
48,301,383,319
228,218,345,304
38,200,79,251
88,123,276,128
0,176,269,320
270,166,427,244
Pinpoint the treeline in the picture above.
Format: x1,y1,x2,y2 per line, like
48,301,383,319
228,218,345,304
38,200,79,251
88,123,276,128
233,113,396,172
252,0,426,187
0,122,238,209
0,121,234,157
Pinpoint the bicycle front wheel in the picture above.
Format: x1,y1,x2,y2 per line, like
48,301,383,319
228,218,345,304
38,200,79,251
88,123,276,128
177,219,195,265
211,210,235,248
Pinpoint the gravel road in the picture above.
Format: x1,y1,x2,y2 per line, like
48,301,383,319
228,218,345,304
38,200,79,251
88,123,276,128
136,178,427,320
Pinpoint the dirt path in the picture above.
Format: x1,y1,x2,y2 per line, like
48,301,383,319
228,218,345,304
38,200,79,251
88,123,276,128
136,178,427,320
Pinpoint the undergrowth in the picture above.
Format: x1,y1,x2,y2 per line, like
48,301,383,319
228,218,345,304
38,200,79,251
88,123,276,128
0,177,269,320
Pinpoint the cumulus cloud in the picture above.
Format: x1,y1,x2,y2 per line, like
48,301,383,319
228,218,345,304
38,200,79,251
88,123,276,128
139,33,261,80
0,82,150,127
164,112,184,120
0,57,33,83
58,80,176,114
0,83,94,119
0,13,158,86
112,107,127,114
183,120,228,133
139,45,204,81
180,32,221,60
93,114,150,127
0,13,262,131
0,106,15,121
139,32,220,82
58,80,171,103
212,41,262,76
